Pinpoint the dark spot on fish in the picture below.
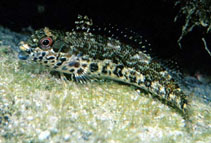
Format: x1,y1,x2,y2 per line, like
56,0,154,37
130,71,136,75
144,80,151,87
53,66,58,69
129,75,136,83
74,62,80,68
39,56,43,60
77,68,84,74
102,65,108,74
90,63,98,72
68,62,75,67
62,66,68,71
137,79,142,85
42,52,46,57
46,56,55,60
33,57,38,61
44,60,48,64
60,57,66,62
82,56,89,61
82,64,87,67
70,69,75,72
113,64,124,77
56,62,62,66
68,61,80,68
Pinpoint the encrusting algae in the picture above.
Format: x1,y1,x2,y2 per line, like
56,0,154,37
18,15,190,121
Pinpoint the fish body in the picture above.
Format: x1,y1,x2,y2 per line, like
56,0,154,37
19,15,189,119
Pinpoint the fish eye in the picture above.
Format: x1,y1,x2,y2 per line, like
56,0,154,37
39,37,53,49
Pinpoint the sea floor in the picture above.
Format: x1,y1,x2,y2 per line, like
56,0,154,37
0,26,210,143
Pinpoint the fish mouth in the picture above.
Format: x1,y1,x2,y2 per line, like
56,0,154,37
18,41,32,60
18,51,29,60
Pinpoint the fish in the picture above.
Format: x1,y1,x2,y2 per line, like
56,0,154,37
18,15,190,120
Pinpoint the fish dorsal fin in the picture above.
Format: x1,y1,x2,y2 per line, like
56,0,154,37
73,15,152,55
89,23,153,55
72,15,183,82
74,15,93,33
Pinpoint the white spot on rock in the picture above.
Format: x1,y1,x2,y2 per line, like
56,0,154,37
38,130,50,141
63,134,70,142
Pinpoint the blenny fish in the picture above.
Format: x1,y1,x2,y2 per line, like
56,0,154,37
18,15,189,119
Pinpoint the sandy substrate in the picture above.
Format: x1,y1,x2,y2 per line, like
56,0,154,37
0,26,210,143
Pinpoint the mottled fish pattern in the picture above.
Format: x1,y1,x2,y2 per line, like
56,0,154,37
19,15,189,119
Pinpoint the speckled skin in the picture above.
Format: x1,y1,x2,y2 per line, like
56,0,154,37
19,15,189,119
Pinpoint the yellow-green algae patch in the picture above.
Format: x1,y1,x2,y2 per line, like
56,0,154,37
0,46,210,142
